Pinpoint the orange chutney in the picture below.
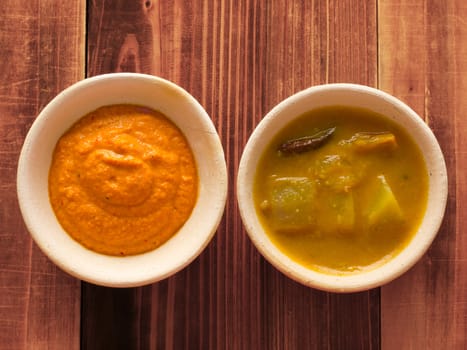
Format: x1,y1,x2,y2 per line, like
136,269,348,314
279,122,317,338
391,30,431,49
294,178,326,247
48,104,198,256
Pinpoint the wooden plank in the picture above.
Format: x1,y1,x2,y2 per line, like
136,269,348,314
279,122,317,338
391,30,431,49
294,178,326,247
260,1,379,349
0,0,85,349
83,0,379,349
379,0,467,348
84,1,265,349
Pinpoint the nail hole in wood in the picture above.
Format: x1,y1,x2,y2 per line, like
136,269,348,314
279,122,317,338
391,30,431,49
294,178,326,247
145,0,152,9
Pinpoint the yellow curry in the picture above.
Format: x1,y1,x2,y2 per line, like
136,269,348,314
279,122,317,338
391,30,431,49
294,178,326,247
49,104,198,256
254,106,428,274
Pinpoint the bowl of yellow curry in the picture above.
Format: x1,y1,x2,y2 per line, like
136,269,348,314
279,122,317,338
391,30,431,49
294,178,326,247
237,83,447,293
17,73,227,287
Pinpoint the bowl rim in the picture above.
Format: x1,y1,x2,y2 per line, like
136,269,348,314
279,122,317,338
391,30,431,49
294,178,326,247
17,73,228,287
237,83,448,293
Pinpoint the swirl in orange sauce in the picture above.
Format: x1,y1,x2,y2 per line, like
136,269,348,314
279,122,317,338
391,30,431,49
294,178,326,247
49,104,198,256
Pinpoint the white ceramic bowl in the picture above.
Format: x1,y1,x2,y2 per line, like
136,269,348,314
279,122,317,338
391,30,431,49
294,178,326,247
17,73,228,287
237,83,448,293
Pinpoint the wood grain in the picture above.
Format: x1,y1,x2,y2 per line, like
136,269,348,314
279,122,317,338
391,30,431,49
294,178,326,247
84,1,379,349
260,1,379,349
379,0,467,348
0,0,85,349
3,0,464,348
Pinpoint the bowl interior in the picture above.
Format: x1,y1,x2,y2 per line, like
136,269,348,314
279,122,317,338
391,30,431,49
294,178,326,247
237,84,448,292
17,73,227,287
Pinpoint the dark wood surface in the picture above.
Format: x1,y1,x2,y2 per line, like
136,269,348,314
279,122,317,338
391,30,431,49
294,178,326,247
1,0,465,349
0,1,84,349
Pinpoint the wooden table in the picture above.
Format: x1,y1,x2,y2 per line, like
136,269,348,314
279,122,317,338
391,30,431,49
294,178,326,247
1,0,465,349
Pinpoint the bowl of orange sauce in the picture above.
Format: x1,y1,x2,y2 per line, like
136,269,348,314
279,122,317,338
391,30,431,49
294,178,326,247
17,73,227,287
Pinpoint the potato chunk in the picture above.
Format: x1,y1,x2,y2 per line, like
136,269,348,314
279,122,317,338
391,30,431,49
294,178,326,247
364,175,403,226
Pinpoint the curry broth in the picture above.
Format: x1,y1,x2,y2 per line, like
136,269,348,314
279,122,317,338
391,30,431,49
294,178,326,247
254,106,428,274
